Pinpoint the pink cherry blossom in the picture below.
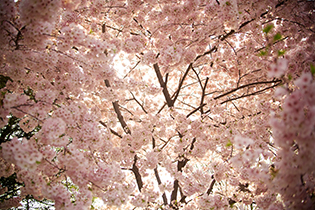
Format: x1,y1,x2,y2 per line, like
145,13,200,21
0,1,314,209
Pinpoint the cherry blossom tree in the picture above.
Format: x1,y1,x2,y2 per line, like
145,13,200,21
0,0,315,209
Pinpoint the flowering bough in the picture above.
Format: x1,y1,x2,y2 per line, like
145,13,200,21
0,0,315,209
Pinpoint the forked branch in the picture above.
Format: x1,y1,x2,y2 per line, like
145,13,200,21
104,80,143,192
154,63,173,107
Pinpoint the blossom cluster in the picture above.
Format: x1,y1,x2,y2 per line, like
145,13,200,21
0,0,314,209
268,71,315,209
2,137,42,174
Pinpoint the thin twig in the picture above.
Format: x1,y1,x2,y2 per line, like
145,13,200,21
99,120,122,138
172,63,192,106
213,79,281,101
220,82,281,104
129,91,148,114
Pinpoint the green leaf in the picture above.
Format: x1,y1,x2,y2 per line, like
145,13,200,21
311,63,315,76
270,165,278,179
263,24,274,34
226,139,232,147
36,161,41,164
277,49,286,56
273,32,282,41
258,50,268,56
288,74,292,81
92,197,97,202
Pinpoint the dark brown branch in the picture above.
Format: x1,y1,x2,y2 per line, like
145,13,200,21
205,90,224,96
166,72,170,85
213,79,281,101
186,103,207,118
194,46,217,62
129,91,147,114
124,60,141,78
224,39,237,56
44,158,62,171
105,80,131,134
220,82,281,105
2,20,25,50
238,19,255,30
153,63,173,107
191,66,203,89
159,137,172,150
237,69,262,87
179,194,187,204
104,24,123,32
157,102,168,114
113,101,130,133
158,75,204,114
99,120,122,138
200,77,209,114
152,136,156,148
179,99,199,110
275,0,286,8
131,155,143,192
219,30,235,41
152,137,168,205
104,80,143,192
170,157,189,205
172,63,192,106
206,179,216,195
118,104,134,117
170,179,179,206
189,137,197,151
154,167,168,205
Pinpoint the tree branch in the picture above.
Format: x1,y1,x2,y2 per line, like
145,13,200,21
194,46,217,62
213,79,281,101
129,91,148,114
200,77,209,115
186,103,207,118
154,167,168,205
104,80,143,192
238,19,255,30
104,80,131,134
131,155,143,192
172,63,192,106
170,179,179,206
220,82,281,105
153,63,173,107
219,29,235,41
206,178,216,195
170,157,189,206
152,137,168,205
99,120,122,138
